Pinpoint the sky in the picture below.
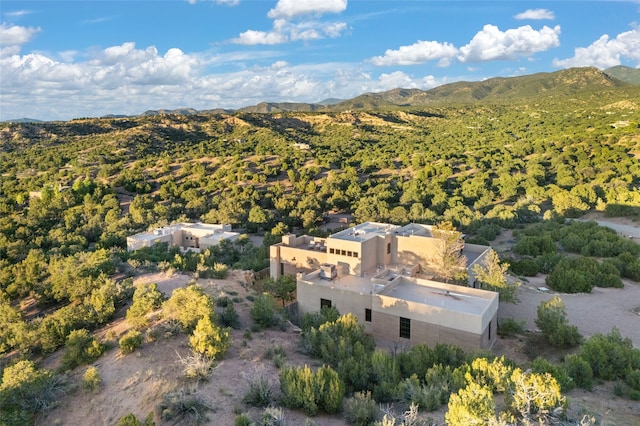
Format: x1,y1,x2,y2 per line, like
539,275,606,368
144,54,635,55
1,1,639,121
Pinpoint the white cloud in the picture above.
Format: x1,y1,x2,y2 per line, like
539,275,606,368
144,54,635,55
232,29,288,45
370,40,458,66
0,23,41,47
553,29,640,69
514,9,555,20
4,10,35,18
458,24,561,62
267,0,347,19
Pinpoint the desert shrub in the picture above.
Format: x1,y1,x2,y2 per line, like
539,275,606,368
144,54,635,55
126,283,164,329
61,328,105,370
424,363,466,404
564,354,594,390
219,303,240,329
162,284,215,332
433,343,467,369
498,318,525,337
189,316,231,359
546,257,622,293
260,407,287,426
116,412,155,426
578,328,640,381
398,374,442,411
445,382,496,426
397,344,436,379
301,306,340,332
505,369,565,422
242,376,273,407
465,356,514,393
250,293,281,329
531,357,574,392
0,360,65,422
216,296,231,307
158,388,213,424
611,252,640,281
535,296,583,347
534,251,563,274
82,366,102,391
119,329,143,354
369,350,401,402
264,343,287,369
344,391,378,425
507,258,539,276
279,365,345,416
625,369,640,392
177,350,215,380
513,234,556,257
234,413,253,426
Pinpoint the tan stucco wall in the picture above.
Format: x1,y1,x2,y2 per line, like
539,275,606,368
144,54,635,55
395,235,440,270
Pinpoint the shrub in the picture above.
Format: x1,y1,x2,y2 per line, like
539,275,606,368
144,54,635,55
250,293,281,329
513,234,557,257
564,354,594,390
234,413,253,426
126,283,164,329
344,391,378,425
177,350,215,381
242,376,273,407
82,366,102,391
579,328,640,381
531,357,574,392
162,284,215,332
466,356,514,393
398,374,442,411
220,303,241,329
119,329,143,354
189,316,231,359
260,407,287,426
0,360,65,422
158,388,213,424
61,328,105,370
535,296,583,347
116,412,155,426
445,382,496,426
508,258,539,276
279,365,345,416
301,306,340,332
505,369,565,422
498,318,526,337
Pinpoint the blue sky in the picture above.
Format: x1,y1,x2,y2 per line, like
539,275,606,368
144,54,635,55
1,1,639,121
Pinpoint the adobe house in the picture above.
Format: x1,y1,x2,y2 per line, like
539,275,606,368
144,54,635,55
127,223,239,252
269,222,498,350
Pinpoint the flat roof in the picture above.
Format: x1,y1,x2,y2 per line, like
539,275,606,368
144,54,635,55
380,278,491,315
300,272,495,316
330,222,399,242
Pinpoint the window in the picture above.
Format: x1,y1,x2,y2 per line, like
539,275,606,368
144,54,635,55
321,298,332,310
387,242,391,254
341,249,346,256
329,248,335,254
347,251,352,257
488,320,491,340
365,308,372,322
354,252,359,258
399,317,411,339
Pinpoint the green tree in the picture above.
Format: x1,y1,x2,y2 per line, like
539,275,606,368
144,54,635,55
61,328,105,370
535,296,582,347
126,283,164,329
189,316,231,359
264,275,296,307
432,221,467,283
162,284,215,332
445,382,496,426
472,250,517,303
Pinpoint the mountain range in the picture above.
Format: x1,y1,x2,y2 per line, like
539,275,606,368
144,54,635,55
4,66,640,122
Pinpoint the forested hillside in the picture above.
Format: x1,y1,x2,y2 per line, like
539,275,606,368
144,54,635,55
1,67,640,425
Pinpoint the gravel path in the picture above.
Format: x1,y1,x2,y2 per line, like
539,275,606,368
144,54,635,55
499,277,640,348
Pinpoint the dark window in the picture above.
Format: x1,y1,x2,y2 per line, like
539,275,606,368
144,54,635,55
280,262,284,275
347,251,352,257
488,320,491,340
354,252,359,258
399,317,411,339
329,248,335,254
341,249,346,256
365,308,372,322
321,298,332,310
387,242,391,254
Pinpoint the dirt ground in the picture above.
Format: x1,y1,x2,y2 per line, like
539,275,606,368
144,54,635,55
37,214,640,425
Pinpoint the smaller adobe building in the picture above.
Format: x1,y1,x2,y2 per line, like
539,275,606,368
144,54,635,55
270,222,498,350
127,223,239,252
